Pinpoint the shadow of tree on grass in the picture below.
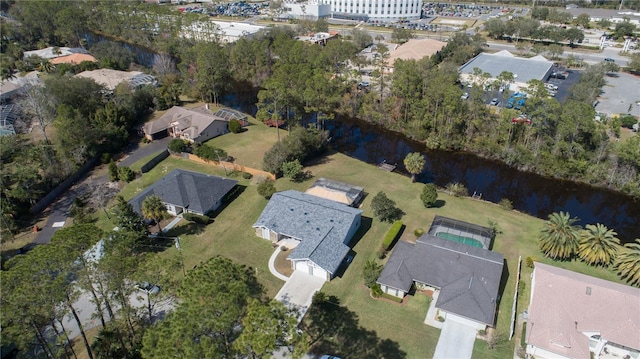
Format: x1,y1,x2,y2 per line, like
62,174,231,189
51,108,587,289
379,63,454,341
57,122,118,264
301,294,406,359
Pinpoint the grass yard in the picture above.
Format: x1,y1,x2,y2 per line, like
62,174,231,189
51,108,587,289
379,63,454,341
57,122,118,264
97,120,628,359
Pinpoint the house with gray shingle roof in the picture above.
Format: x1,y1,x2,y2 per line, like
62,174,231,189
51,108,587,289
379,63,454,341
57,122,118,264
377,234,504,329
129,169,237,216
253,190,362,281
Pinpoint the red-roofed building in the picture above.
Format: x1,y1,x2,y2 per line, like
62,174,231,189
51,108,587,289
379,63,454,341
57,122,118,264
526,263,640,359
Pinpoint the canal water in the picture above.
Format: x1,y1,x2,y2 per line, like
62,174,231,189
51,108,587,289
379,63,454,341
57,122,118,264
87,35,640,243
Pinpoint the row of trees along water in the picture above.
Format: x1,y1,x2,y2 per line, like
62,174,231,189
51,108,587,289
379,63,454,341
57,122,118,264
1,1,639,235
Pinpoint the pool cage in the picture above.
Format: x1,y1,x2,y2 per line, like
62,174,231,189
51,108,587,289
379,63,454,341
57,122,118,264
212,108,249,126
427,215,494,250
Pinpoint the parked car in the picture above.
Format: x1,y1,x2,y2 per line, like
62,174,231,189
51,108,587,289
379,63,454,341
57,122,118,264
604,57,615,62
461,92,469,100
490,98,500,106
320,356,342,359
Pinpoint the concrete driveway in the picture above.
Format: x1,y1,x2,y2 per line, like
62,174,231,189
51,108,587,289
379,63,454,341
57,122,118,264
433,319,477,359
274,270,324,322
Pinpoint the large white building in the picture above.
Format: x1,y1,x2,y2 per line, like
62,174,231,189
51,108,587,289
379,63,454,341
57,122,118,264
282,1,332,20
323,0,423,21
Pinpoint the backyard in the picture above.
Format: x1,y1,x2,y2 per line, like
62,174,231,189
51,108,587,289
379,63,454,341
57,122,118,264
95,118,628,358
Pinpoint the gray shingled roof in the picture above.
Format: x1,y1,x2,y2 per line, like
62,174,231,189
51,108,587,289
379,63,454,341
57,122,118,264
129,169,237,215
377,235,504,326
253,190,362,275
459,51,553,84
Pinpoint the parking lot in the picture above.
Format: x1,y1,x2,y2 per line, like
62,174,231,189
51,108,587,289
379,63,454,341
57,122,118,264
595,72,640,116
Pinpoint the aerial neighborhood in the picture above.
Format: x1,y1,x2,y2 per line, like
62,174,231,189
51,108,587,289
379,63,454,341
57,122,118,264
2,1,640,358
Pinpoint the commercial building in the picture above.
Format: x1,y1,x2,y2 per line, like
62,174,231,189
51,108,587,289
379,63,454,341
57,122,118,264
565,7,640,25
459,50,554,92
323,0,423,21
281,1,331,20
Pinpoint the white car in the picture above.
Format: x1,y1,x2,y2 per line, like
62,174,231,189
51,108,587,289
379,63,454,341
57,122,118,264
461,92,470,100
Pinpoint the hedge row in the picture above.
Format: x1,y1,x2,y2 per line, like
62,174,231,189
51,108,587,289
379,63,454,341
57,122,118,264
183,213,211,224
382,220,403,250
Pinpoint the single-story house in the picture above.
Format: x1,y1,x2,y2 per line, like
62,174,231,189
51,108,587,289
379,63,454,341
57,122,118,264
526,262,640,359
23,46,88,60
75,69,157,91
377,219,504,330
211,107,250,127
142,105,233,143
305,177,364,207
253,190,363,281
129,169,237,216
459,50,554,92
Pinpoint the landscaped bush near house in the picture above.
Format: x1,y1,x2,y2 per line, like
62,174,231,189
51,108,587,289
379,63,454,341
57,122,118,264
382,220,403,250
183,213,210,224
363,259,383,288
282,159,304,182
520,322,527,349
380,292,403,303
371,283,383,298
414,228,424,237
525,256,538,268
257,180,276,199
168,138,186,153
228,119,242,133
118,166,135,182
242,172,253,180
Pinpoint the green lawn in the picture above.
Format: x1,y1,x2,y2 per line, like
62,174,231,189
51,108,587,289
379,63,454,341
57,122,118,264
101,122,628,358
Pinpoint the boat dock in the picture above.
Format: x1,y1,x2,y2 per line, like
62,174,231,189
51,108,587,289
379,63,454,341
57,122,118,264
378,160,396,172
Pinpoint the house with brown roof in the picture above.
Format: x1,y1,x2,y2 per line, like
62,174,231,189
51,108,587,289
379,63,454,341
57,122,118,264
142,105,231,143
526,263,640,359
50,54,98,65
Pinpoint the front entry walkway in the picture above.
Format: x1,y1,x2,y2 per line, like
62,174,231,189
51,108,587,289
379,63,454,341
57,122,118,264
433,319,477,359
274,270,324,323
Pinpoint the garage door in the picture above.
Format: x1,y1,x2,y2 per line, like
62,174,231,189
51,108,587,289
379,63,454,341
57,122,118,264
295,261,327,280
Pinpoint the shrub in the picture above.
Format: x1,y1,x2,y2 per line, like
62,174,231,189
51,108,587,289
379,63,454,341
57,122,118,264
228,119,242,133
478,329,486,336
382,220,403,250
377,247,387,259
168,138,186,153
183,213,210,224
414,228,425,237
445,182,468,197
620,114,638,129
371,191,404,223
257,180,276,199
363,259,383,288
370,283,383,298
118,166,135,182
195,145,227,162
437,316,445,322
520,322,527,349
242,172,253,180
108,160,119,182
282,159,304,182
499,198,513,210
525,256,538,268
100,153,112,164
421,183,438,208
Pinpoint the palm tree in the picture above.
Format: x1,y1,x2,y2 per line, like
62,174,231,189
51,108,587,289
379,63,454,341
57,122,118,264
539,211,581,260
403,152,425,182
613,239,640,287
141,195,168,233
578,223,620,266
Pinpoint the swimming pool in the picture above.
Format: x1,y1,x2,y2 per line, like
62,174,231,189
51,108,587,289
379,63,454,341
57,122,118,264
435,232,484,248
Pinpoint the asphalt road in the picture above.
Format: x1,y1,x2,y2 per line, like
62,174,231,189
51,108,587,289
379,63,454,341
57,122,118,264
33,137,170,244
